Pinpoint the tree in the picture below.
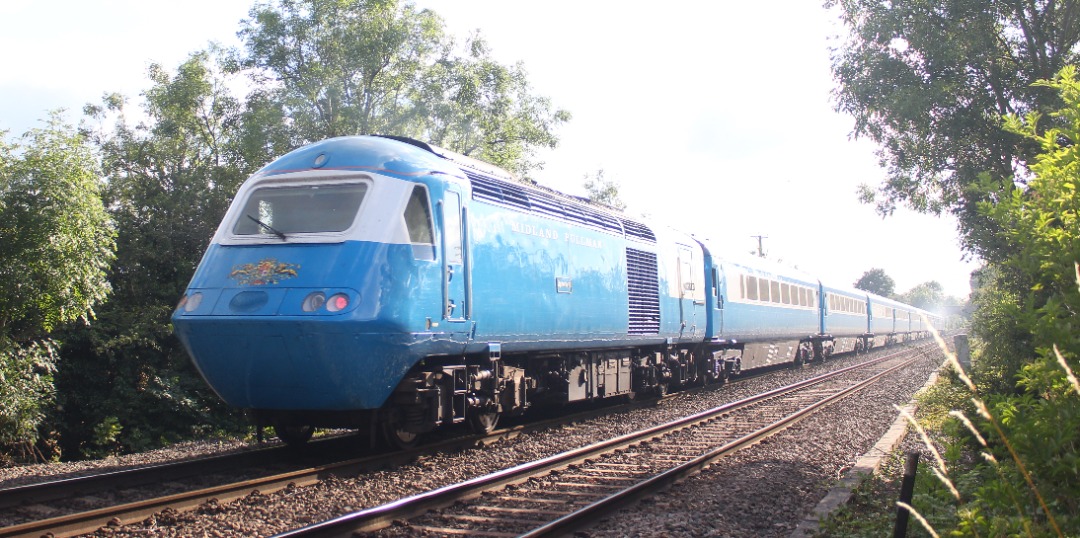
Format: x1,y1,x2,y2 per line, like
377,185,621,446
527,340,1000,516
896,280,944,310
232,0,569,176
926,67,1080,537
415,35,571,176
0,116,116,461
582,169,627,210
828,0,1080,254
853,268,895,297
234,0,443,140
57,53,251,458
981,66,1080,368
31,1,568,459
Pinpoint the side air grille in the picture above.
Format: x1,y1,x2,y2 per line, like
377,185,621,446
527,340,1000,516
626,248,660,334
467,170,654,243
620,218,656,242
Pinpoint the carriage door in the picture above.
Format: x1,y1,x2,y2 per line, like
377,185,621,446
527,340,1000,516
441,187,470,336
676,245,699,334
711,265,724,336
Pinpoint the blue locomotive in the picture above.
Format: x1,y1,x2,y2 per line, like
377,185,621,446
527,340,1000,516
172,135,944,446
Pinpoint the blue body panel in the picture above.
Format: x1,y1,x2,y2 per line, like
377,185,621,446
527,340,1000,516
465,202,677,349
868,293,916,336
820,284,870,337
173,241,454,410
712,258,819,343
174,136,686,411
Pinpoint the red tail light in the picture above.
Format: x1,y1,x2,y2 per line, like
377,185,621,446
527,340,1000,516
327,293,349,312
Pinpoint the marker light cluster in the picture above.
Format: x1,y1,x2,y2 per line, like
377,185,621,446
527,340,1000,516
177,292,203,312
177,291,351,314
302,292,350,312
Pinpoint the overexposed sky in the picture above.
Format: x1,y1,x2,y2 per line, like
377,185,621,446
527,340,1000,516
0,0,980,300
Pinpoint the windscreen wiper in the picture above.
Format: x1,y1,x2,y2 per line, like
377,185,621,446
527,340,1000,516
247,214,287,241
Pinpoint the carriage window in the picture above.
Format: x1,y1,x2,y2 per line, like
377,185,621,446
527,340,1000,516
759,278,771,302
770,281,781,303
781,283,791,305
233,182,369,235
746,276,758,301
798,288,807,307
404,185,434,259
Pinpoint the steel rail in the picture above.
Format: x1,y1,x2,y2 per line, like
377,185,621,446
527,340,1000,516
272,344,934,537
520,350,925,537
0,376,695,538
0,343,932,538
0,443,290,511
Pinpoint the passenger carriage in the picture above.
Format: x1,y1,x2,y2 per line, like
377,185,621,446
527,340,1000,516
705,252,822,368
819,284,871,356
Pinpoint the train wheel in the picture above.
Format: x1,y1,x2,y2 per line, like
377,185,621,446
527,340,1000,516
382,421,420,450
468,411,500,434
274,423,314,448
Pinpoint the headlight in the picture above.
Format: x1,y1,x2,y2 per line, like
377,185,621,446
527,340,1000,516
182,292,203,312
302,292,326,312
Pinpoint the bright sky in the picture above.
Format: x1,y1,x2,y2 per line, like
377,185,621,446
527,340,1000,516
0,0,981,301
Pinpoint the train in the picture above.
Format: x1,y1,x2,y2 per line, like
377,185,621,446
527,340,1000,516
171,135,945,447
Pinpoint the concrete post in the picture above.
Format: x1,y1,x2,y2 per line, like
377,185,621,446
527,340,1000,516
954,334,970,369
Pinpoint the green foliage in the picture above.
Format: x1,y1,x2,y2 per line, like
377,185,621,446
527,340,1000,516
968,266,1034,393
234,0,443,139
55,53,253,458
978,66,1080,381
896,281,945,310
416,35,571,176
0,115,116,337
0,118,115,462
582,169,627,211
2,1,567,462
853,267,896,297
907,65,1080,537
232,0,569,176
931,66,1080,538
0,340,59,462
828,0,1079,254
820,66,1080,537
85,416,124,459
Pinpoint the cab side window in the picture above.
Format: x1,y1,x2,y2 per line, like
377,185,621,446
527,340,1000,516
404,185,435,260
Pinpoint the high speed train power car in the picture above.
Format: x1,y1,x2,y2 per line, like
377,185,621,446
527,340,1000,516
172,135,944,447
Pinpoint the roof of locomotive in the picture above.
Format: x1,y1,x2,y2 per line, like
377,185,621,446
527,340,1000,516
250,134,627,216
249,135,482,185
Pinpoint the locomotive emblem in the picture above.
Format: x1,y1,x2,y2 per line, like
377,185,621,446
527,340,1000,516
229,258,299,286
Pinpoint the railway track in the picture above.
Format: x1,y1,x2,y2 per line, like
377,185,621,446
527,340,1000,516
0,381,693,537
272,344,932,537
0,344,929,537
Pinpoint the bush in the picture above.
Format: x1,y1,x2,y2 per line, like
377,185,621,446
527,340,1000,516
0,339,59,462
